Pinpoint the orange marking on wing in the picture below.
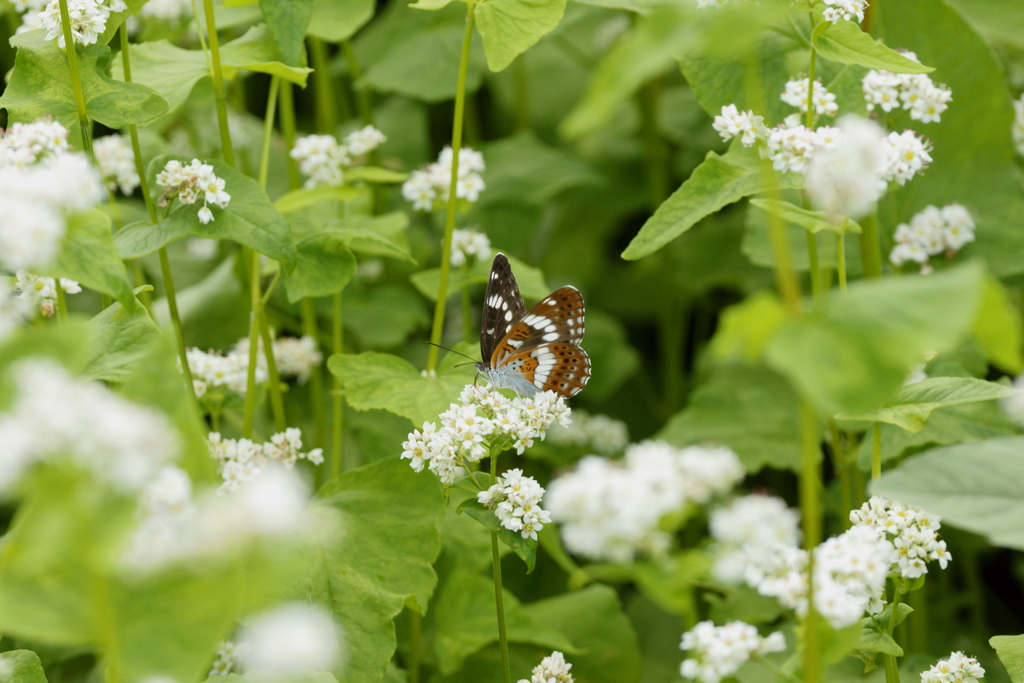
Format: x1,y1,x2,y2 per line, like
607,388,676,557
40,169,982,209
490,323,533,366
541,345,591,398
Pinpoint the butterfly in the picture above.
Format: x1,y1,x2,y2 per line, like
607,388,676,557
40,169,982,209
476,253,591,398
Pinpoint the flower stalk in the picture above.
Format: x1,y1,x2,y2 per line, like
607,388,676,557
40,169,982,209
56,0,95,165
489,450,512,683
426,0,476,372
201,0,235,166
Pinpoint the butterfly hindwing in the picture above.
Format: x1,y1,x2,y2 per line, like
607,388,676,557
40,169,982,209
489,286,585,366
480,253,526,363
499,343,591,397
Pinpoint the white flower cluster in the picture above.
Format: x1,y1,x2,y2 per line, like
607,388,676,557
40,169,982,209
712,105,767,147
806,115,886,219
450,228,491,267
1014,95,1024,156
0,286,32,342
546,409,629,456
29,0,127,47
0,120,104,272
289,127,387,189
477,468,551,540
862,53,953,123
746,525,892,628
850,496,951,578
123,464,310,572
518,651,574,683
138,0,191,21
240,603,342,679
822,0,868,23
94,135,140,195
0,359,176,494
765,121,842,174
233,335,323,383
545,442,744,563
780,78,838,117
679,621,786,683
402,384,571,486
709,494,801,584
401,146,486,211
185,346,267,399
921,652,985,683
156,158,231,225
879,129,933,185
209,640,246,676
209,429,323,495
889,204,975,268
12,270,81,318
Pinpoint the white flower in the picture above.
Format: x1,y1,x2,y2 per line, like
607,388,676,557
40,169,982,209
290,134,350,188
546,442,743,563
850,495,951,577
710,494,801,584
1014,95,1024,156
780,78,838,117
449,228,491,267
208,640,245,677
546,410,628,455
0,359,176,495
402,146,486,212
921,652,985,683
241,603,342,679
37,0,126,47
863,54,953,124
765,123,837,174
822,0,868,22
0,199,65,271
518,651,574,683
712,104,766,147
184,344,266,398
679,621,786,683
0,285,32,342
479,469,551,540
137,0,190,20
94,135,140,195
156,158,230,222
878,130,932,185
344,125,387,156
888,203,974,267
805,115,886,219
208,429,322,494
0,119,69,168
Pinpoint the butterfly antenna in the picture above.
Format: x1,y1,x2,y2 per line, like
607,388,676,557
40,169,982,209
425,341,479,363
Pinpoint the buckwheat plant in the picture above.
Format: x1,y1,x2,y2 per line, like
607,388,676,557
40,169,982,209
289,125,387,188
679,621,786,683
889,204,976,271
94,134,140,195
401,146,486,211
449,227,492,267
921,653,985,683
518,651,574,683
209,428,324,494
477,468,550,540
156,158,231,225
12,271,81,318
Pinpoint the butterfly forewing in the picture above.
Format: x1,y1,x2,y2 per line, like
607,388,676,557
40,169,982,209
480,253,526,363
489,286,586,366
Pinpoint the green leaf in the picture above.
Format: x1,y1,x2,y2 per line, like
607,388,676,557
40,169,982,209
310,458,446,683
429,568,578,675
749,198,862,234
631,552,711,619
307,0,374,41
457,498,537,572
116,156,296,268
765,262,986,415
45,209,135,307
259,0,313,66
521,585,643,683
974,277,1024,373
580,309,641,402
328,348,476,427
274,186,362,213
811,19,934,73
328,212,415,263
991,635,1024,683
872,436,1024,551
82,298,161,383
282,231,357,303
410,254,549,302
0,31,168,129
710,291,787,363
344,166,409,184
344,284,430,349
622,146,803,260
475,0,567,72
820,622,863,665
111,25,311,114
0,651,48,683
837,378,1016,433
659,363,803,473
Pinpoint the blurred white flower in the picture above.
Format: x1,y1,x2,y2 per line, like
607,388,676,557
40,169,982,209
863,52,952,123
805,115,886,219
94,135,140,195
344,125,387,156
710,494,801,584
241,603,342,679
12,270,81,318
889,203,974,269
680,621,786,683
402,146,486,211
449,228,491,267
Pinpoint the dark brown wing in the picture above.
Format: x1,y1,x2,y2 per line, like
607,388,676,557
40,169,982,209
480,253,526,364
490,286,586,366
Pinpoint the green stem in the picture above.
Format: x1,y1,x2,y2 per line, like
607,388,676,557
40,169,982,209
461,262,473,343
258,76,280,189
860,213,883,278
805,35,817,130
55,285,69,320
241,248,262,439
883,586,904,683
259,317,287,433
331,291,344,476
639,77,669,211
308,37,340,134
828,420,852,526
300,297,327,450
131,260,152,311
836,224,847,292
160,248,197,397
56,0,94,164
806,231,821,298
278,80,301,190
513,54,528,131
800,398,821,683
408,611,423,683
426,0,476,372
342,40,374,126
871,422,882,479
201,0,235,166
490,451,512,683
